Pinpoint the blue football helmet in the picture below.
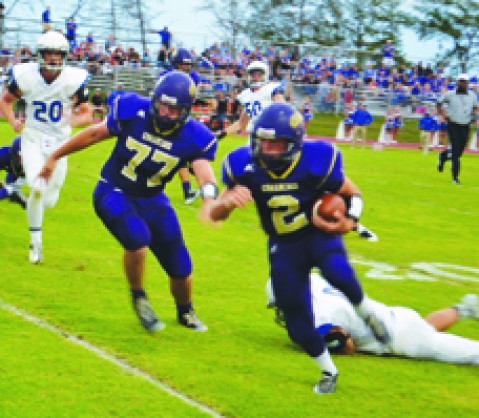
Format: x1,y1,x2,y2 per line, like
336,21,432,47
150,71,195,136
172,48,193,72
251,103,304,173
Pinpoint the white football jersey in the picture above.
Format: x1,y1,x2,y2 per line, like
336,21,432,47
310,273,479,364
310,274,388,354
13,63,89,140
237,82,282,131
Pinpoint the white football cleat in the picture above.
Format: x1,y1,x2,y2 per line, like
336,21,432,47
356,223,379,242
29,243,43,264
184,190,200,205
456,294,479,320
313,371,338,394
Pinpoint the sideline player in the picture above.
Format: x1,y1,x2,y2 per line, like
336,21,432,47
267,272,479,365
218,60,284,140
0,31,92,263
210,103,390,394
0,136,27,209
39,71,218,332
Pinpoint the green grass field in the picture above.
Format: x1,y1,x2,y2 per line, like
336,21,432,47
0,120,478,418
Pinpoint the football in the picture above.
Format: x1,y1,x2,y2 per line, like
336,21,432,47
312,193,346,221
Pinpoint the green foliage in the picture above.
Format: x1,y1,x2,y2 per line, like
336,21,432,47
0,121,478,417
413,0,479,72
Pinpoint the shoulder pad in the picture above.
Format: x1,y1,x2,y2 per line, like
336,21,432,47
184,118,217,155
222,146,251,184
303,141,341,177
113,93,150,121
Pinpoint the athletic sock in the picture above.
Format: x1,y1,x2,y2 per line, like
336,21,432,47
176,302,193,316
182,181,191,196
28,192,44,244
314,350,338,376
131,288,146,300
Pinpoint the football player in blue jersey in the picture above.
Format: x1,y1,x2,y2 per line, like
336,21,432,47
210,103,389,394
159,48,202,204
0,136,27,209
39,71,219,333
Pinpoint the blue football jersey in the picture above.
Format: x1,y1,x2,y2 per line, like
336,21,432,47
221,140,344,240
103,92,216,197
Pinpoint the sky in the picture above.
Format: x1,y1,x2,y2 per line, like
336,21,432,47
3,0,440,64
159,0,440,63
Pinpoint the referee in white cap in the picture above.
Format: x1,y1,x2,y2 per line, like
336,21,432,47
436,73,477,184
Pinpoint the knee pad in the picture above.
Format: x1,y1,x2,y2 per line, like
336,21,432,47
94,189,151,251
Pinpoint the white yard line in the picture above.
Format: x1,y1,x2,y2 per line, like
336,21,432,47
0,299,224,418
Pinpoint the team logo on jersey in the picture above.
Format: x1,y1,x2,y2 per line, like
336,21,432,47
244,164,254,172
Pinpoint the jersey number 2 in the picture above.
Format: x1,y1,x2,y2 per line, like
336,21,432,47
268,195,308,234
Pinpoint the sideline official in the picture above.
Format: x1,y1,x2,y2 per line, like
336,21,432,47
437,73,477,184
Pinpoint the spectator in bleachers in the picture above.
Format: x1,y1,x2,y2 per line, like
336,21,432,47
42,6,52,33
142,47,152,67
419,82,437,103
382,40,395,67
157,44,168,68
110,44,125,66
152,26,172,51
86,32,95,47
105,34,116,54
66,17,77,51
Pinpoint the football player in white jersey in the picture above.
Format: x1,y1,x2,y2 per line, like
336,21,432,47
218,60,284,140
0,31,92,264
267,272,479,365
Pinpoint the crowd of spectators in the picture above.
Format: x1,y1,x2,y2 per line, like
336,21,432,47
2,11,479,119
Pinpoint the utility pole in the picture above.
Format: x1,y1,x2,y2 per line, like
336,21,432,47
0,3,4,50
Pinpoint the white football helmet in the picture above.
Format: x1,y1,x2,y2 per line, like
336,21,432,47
247,60,269,89
37,31,69,72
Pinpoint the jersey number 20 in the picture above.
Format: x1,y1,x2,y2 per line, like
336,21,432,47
33,100,63,123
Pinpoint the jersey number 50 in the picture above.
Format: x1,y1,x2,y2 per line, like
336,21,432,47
244,100,261,118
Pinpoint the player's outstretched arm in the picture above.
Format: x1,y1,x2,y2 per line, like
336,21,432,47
69,101,93,127
210,185,252,221
0,90,23,132
224,109,249,136
39,122,112,182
